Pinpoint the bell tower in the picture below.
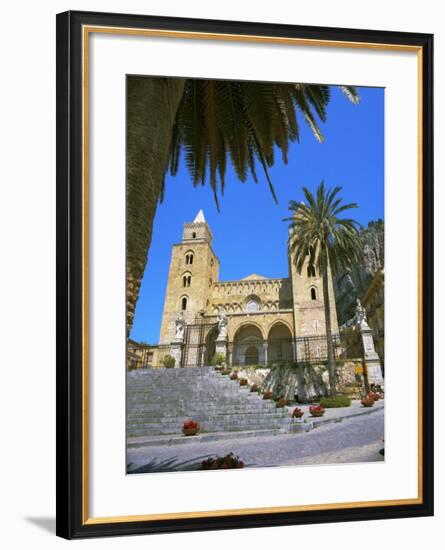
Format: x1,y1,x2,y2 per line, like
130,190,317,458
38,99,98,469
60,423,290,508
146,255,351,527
287,224,338,340
159,210,219,345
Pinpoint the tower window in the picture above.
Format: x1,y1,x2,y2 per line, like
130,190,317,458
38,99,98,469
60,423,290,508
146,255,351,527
307,265,316,277
192,232,196,239
310,287,317,300
185,253,194,265
181,297,188,310
183,274,191,287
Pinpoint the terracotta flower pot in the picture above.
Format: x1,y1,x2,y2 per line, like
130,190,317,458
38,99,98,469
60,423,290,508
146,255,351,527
182,428,199,436
292,408,304,419
309,406,325,417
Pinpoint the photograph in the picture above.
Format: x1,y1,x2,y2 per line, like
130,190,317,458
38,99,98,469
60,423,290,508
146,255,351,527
125,76,385,474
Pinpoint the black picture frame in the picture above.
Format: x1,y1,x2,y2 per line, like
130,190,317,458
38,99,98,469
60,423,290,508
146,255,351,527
56,10,434,539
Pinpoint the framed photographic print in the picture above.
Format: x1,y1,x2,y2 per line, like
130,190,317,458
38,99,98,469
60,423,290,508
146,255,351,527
56,10,434,539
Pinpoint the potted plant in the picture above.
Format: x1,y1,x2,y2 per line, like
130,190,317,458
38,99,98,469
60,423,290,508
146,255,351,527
367,391,380,401
309,405,326,417
262,391,273,400
292,407,304,419
239,377,248,386
162,354,175,368
201,452,245,470
182,420,200,436
230,371,238,381
276,397,287,408
250,383,259,392
212,352,226,371
361,397,374,407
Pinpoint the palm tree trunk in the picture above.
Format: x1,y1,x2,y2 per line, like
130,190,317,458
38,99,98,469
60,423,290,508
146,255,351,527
127,77,185,335
321,253,337,396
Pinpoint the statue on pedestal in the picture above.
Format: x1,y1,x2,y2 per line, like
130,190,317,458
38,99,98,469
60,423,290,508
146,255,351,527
174,313,185,342
354,298,369,330
217,313,228,341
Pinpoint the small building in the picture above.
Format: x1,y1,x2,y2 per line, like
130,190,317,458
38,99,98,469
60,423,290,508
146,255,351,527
127,339,157,369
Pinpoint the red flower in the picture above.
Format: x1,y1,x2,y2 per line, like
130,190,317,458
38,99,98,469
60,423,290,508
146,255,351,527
309,405,325,413
183,420,200,430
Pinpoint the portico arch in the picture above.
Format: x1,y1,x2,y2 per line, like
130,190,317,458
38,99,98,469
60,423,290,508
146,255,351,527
233,323,265,367
268,321,294,364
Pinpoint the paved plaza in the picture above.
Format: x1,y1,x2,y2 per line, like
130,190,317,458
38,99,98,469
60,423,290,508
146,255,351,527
127,406,384,473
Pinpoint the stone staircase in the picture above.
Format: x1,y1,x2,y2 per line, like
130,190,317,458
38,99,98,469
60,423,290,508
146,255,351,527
127,367,291,440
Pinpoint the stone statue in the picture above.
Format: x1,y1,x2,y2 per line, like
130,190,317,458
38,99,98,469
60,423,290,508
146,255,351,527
174,313,185,341
354,298,369,329
217,313,228,340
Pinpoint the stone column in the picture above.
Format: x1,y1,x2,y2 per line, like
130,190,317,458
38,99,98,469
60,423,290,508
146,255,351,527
170,341,183,368
264,342,269,366
200,345,207,367
215,338,228,362
227,343,233,367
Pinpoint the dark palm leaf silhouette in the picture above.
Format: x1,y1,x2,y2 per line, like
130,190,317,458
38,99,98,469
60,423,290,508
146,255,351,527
126,78,359,333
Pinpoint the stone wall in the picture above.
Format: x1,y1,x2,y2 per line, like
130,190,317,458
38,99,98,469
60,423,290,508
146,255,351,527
209,277,293,314
234,360,364,402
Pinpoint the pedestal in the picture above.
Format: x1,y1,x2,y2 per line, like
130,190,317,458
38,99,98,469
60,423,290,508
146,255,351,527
215,338,228,361
170,341,183,368
359,326,384,387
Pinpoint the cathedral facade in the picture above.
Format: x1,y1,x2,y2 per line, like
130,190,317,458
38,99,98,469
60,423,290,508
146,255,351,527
156,210,339,368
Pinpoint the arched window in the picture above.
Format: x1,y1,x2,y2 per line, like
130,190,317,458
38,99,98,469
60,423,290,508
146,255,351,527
185,252,194,265
209,278,212,287
192,232,196,239
183,274,191,287
181,297,188,311
310,287,317,300
246,298,261,313
307,265,316,277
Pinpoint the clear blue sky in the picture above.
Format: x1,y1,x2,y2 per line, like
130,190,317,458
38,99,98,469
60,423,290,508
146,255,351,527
130,85,384,344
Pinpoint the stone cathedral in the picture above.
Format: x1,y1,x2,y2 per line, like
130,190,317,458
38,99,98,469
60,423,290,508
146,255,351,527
156,210,340,369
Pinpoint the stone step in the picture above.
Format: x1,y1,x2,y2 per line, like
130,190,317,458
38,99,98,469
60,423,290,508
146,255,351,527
127,429,284,448
127,401,281,410
127,406,281,417
128,423,289,436
128,418,289,429
128,413,288,425
127,396,273,404
126,368,290,438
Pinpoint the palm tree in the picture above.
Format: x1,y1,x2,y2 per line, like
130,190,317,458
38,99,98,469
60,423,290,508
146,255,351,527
127,77,359,334
285,182,362,396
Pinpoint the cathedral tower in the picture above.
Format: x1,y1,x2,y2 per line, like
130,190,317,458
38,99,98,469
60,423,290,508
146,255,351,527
159,210,219,345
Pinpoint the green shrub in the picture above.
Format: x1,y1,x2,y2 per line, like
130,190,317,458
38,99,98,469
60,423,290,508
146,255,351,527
162,354,176,368
212,353,226,367
319,396,351,408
